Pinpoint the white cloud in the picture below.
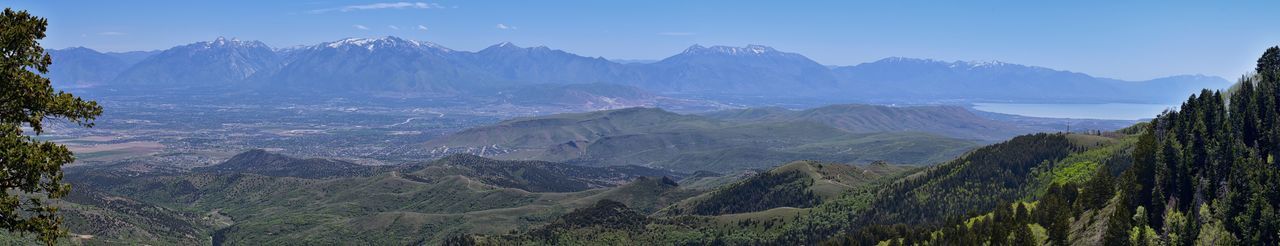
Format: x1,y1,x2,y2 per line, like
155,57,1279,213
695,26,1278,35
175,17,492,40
353,25,370,30
657,32,695,36
97,31,126,36
496,23,517,30
388,25,400,30
310,2,444,14
416,25,429,31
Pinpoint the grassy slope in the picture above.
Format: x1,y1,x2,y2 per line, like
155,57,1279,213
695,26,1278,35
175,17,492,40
1027,134,1134,197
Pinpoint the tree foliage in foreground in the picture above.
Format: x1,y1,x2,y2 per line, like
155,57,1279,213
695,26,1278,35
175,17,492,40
0,8,102,245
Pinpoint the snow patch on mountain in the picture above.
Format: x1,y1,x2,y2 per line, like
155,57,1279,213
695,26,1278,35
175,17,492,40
321,36,452,52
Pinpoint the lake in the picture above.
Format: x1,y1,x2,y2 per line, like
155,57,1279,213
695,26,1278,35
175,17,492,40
972,103,1177,120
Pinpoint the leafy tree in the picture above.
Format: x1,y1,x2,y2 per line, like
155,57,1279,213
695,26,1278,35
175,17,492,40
0,8,102,245
1195,203,1237,245
1163,209,1190,246
1128,206,1159,246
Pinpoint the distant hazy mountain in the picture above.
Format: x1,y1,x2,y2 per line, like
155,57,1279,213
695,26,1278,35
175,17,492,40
262,39,640,95
832,57,1230,103
47,47,132,88
610,59,658,64
257,36,482,95
105,50,161,65
636,45,840,95
113,37,278,87
468,42,640,85
53,36,1229,104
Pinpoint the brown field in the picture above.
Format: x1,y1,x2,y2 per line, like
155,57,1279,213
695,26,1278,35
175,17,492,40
65,141,165,163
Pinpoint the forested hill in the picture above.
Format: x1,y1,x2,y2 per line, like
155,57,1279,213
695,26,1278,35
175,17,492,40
1113,46,1280,244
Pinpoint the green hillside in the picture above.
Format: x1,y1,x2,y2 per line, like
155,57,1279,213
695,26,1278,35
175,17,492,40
427,107,979,172
704,104,1030,141
409,154,683,192
194,149,388,178
0,187,219,246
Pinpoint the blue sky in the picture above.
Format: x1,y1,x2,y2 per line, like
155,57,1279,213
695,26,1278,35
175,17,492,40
7,0,1280,81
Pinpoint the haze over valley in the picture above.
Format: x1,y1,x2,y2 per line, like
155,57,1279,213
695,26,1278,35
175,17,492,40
38,36,1172,170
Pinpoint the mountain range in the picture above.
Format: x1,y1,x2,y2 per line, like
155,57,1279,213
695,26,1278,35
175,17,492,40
832,57,1230,103
114,37,279,87
46,47,156,88
50,36,1229,104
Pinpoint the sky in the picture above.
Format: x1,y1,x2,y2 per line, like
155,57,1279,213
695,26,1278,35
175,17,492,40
6,0,1280,81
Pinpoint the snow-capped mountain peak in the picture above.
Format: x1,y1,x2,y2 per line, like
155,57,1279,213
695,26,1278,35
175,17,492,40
952,60,1012,68
320,36,452,52
681,44,782,56
874,57,945,64
481,42,524,52
871,57,1020,70
744,44,774,54
681,44,707,54
193,37,268,50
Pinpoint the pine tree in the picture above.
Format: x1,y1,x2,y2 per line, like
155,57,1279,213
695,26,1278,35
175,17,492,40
1258,46,1280,75
0,8,102,245
1010,224,1037,246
